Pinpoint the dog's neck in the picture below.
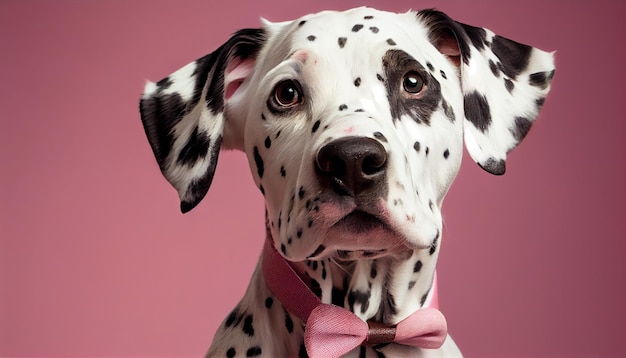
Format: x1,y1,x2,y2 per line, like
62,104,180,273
267,230,438,325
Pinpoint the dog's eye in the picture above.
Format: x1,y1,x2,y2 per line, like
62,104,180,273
402,71,424,94
272,80,302,109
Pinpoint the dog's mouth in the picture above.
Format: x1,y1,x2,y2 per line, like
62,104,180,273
321,208,408,259
334,210,390,233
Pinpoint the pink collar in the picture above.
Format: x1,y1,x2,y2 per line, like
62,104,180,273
262,238,448,358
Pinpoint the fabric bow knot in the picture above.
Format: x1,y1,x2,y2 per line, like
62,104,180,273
262,238,448,358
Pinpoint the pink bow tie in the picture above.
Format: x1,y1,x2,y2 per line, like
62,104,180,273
262,239,448,358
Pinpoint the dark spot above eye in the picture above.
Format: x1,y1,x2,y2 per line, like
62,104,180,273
352,24,363,32
364,15,374,20
386,38,396,46
339,104,348,111
426,62,434,72
338,37,347,48
307,35,316,41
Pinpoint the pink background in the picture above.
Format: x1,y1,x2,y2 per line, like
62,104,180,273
1,0,624,357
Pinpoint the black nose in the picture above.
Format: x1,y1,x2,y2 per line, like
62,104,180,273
316,137,387,196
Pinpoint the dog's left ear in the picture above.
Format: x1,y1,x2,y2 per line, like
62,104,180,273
418,10,555,175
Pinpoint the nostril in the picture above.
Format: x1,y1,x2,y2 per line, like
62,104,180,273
362,151,386,176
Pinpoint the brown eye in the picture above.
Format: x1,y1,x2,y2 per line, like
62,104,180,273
272,80,302,109
402,71,424,94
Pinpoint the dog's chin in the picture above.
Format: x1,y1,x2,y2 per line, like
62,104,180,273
322,210,410,260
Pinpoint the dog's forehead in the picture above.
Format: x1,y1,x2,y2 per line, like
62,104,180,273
263,7,435,65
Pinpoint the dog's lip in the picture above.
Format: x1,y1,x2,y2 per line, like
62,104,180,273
333,210,390,233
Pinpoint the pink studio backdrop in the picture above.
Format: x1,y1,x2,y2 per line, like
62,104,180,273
1,1,624,357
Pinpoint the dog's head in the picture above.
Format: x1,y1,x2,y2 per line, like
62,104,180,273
140,7,554,262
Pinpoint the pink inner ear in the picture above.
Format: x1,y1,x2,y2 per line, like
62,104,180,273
436,36,461,67
224,58,256,100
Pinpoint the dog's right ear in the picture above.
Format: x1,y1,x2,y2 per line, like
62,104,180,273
140,28,266,213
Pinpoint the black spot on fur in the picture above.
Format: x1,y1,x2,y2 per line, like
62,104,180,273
386,38,396,46
429,230,439,255
310,278,322,298
299,342,309,358
408,281,416,290
299,20,306,27
176,126,211,165
253,146,264,178
354,108,364,112
227,347,236,358
280,166,286,177
370,263,377,279
352,24,363,32
339,104,348,111
225,307,244,328
369,26,379,33
413,141,421,152
354,77,361,87
462,24,487,52
491,35,532,79
243,315,254,336
285,311,294,333
298,186,305,199
246,346,262,357
261,113,266,120
265,297,273,309
464,91,492,132
504,78,515,93
376,73,384,82
348,290,370,314
511,117,532,141
440,70,447,79
382,49,442,124
373,131,387,142
479,157,506,175
312,120,321,133
426,62,434,72
420,292,429,306
281,244,286,255
309,244,326,258
425,147,430,156
338,37,347,48
488,59,500,77
364,15,374,20
441,98,455,122
264,136,271,149
536,97,546,109
307,35,316,41
414,260,423,273
529,70,554,89
443,149,450,159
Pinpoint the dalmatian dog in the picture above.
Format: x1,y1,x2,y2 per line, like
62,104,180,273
139,6,554,358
